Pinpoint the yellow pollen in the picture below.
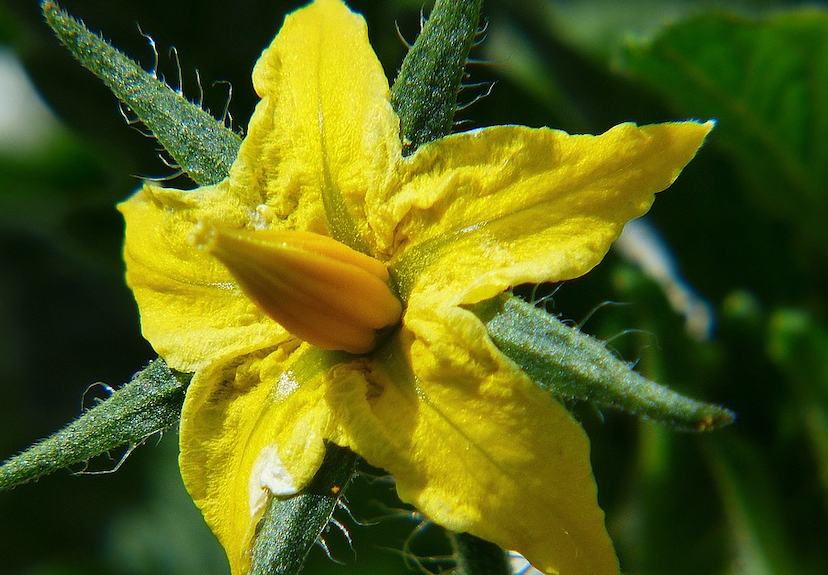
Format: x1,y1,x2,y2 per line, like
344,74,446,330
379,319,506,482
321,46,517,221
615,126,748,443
200,225,402,354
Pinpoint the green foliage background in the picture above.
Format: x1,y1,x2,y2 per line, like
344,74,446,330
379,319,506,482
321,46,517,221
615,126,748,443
1,0,827,574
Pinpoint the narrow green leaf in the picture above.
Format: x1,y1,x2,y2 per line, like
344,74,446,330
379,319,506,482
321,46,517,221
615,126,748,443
623,11,828,249
391,0,481,155
41,0,241,186
469,294,734,431
0,359,188,491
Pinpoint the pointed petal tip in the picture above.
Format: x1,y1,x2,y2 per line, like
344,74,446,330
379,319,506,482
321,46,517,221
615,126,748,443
680,118,716,147
699,118,716,138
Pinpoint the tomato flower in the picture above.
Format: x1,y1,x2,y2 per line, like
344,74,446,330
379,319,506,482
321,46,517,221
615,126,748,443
118,0,712,573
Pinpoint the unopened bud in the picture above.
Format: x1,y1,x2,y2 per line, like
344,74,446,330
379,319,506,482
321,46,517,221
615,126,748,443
197,226,402,354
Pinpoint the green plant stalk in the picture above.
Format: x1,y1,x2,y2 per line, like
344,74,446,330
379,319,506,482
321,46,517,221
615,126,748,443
41,0,241,186
704,436,800,575
0,359,188,491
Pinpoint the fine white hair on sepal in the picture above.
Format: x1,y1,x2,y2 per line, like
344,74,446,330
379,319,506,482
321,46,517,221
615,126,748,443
314,535,346,565
80,381,115,411
315,516,354,565
136,23,159,80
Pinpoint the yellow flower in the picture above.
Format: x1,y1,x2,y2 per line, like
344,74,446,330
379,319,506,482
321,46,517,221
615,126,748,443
118,0,712,573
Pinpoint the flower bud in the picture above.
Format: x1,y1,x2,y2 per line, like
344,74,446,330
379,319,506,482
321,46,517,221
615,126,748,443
196,225,402,354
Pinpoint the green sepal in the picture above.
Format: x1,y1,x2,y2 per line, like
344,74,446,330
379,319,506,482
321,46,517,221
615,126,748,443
469,294,735,432
251,444,358,575
391,0,481,155
41,0,241,186
0,359,189,492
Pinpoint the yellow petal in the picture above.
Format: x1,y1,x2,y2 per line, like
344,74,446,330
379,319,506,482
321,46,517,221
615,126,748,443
118,181,291,373
372,121,713,303
179,345,348,575
229,0,399,249
328,307,619,575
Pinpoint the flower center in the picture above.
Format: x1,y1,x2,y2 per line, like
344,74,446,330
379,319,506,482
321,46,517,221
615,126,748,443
194,224,402,354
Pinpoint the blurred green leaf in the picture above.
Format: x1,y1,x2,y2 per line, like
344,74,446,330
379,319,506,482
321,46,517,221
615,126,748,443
705,434,800,575
623,10,828,251
768,308,828,403
517,0,799,60
767,309,828,514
